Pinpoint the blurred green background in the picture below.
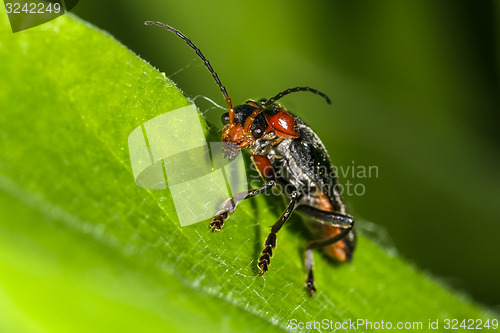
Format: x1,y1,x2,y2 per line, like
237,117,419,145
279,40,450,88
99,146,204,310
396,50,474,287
71,0,500,309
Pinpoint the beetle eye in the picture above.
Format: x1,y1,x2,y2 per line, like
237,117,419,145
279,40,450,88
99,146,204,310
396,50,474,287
221,112,230,124
252,126,265,139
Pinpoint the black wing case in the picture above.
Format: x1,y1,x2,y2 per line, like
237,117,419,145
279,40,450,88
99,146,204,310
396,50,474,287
278,117,347,214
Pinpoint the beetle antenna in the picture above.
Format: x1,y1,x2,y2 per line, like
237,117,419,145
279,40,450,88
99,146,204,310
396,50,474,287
265,87,331,107
144,21,235,123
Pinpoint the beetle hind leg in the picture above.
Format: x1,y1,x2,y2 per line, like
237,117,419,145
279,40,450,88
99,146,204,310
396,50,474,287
296,205,355,295
303,228,353,295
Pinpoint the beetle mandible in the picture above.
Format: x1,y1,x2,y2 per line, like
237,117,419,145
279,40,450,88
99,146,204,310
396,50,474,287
145,21,356,295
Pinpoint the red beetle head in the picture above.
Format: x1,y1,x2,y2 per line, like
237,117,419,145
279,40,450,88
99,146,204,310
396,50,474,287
220,100,300,159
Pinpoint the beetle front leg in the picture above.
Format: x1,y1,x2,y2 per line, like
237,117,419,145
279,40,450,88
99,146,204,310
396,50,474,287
257,190,299,275
296,205,355,295
211,154,277,232
210,180,276,231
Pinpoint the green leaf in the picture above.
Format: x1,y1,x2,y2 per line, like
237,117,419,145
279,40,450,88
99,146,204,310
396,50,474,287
0,10,496,333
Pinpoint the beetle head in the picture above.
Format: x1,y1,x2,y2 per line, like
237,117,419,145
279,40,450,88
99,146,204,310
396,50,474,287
220,100,300,159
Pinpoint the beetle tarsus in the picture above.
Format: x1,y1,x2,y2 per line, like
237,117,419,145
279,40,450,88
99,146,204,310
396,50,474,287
257,233,276,273
306,270,316,296
258,241,274,274
261,246,273,257
258,259,269,275
209,213,226,232
259,245,273,266
264,232,277,249
260,253,271,266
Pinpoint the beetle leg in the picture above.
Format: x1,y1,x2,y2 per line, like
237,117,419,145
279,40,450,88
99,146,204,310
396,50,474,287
296,205,355,295
209,180,275,231
210,154,277,232
257,190,299,275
